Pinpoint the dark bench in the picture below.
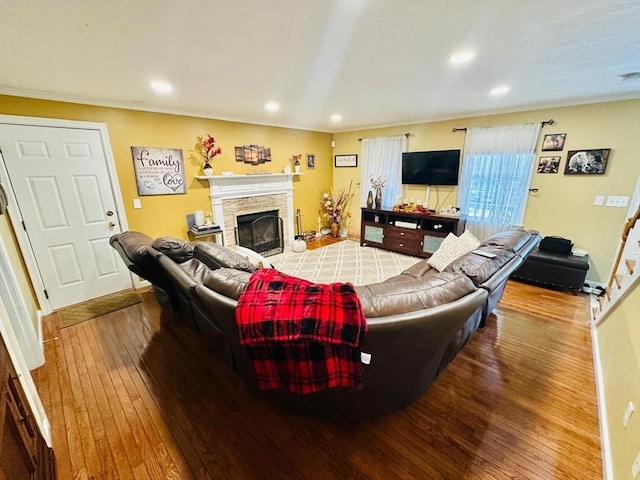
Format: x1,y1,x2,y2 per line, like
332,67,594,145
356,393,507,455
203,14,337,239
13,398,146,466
510,247,589,291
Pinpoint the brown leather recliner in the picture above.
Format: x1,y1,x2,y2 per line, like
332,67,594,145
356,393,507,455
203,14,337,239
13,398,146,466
109,231,178,308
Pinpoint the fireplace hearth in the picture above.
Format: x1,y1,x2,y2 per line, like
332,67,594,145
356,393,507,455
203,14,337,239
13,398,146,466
235,210,284,257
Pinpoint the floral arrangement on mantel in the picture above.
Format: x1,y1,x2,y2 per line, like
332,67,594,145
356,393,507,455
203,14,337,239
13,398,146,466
319,181,355,237
197,134,222,174
291,153,302,166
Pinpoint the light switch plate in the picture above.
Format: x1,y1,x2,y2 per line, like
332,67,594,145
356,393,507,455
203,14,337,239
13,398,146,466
593,195,605,206
133,198,142,209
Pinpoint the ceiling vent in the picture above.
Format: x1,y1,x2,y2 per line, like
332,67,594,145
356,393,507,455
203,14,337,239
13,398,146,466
619,72,640,81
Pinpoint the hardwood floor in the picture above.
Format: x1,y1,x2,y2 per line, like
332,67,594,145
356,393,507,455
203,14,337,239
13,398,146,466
32,280,601,479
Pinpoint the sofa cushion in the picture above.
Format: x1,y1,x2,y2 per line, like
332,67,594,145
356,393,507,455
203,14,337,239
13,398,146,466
355,272,476,318
194,243,257,273
151,237,194,263
179,258,211,283
480,228,533,253
109,231,154,267
444,246,515,286
399,260,435,278
202,268,252,300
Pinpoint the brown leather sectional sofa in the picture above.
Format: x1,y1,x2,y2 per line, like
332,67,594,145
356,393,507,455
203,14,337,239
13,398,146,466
110,228,540,421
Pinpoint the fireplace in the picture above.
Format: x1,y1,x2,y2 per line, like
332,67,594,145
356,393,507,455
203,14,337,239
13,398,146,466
235,210,284,257
198,173,295,248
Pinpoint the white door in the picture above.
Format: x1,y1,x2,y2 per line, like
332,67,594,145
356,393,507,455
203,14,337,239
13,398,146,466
0,124,132,310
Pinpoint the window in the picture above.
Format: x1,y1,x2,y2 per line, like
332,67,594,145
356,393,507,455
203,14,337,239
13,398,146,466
458,124,541,240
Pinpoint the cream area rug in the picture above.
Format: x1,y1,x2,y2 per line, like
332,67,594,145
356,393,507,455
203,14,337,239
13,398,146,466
270,240,420,286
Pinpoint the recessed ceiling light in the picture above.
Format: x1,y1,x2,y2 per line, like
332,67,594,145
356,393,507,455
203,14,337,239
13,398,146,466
150,81,173,94
449,52,475,65
330,114,342,123
490,85,510,96
265,101,280,113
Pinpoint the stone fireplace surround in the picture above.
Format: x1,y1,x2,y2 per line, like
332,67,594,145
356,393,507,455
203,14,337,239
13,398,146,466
197,173,296,248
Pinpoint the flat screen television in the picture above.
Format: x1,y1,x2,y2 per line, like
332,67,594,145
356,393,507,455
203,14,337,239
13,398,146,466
401,149,461,185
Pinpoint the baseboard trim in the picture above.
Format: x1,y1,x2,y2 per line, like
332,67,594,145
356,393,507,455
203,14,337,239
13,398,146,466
590,323,613,480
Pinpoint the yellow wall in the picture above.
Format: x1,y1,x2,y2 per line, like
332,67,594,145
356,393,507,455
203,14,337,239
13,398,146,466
2,95,638,288
333,99,640,283
596,281,640,479
0,95,333,239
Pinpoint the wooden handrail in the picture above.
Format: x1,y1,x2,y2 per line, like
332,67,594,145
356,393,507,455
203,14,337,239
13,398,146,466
607,205,640,290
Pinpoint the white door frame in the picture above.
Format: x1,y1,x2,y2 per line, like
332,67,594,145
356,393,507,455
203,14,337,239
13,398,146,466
0,115,130,315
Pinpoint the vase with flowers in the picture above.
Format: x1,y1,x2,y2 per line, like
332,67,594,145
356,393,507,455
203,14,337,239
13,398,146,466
197,134,222,176
370,175,387,209
319,181,355,237
292,153,302,174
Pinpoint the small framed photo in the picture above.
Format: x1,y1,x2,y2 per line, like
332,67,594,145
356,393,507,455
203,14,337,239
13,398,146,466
306,154,315,169
537,156,561,174
334,154,358,168
234,146,244,162
542,133,566,151
564,149,610,175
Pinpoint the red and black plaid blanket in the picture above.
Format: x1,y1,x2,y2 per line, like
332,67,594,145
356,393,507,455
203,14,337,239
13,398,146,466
235,269,367,394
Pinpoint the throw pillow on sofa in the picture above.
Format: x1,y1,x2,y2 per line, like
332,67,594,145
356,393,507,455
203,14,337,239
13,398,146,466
458,230,481,250
234,245,274,269
427,231,480,272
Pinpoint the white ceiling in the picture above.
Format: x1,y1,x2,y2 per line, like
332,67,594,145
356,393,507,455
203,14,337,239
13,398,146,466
1,0,639,133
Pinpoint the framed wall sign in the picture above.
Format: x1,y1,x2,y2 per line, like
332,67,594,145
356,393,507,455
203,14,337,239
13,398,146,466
334,154,358,168
131,146,186,195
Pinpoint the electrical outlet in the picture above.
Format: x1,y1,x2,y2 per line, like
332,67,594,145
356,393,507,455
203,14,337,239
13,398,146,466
593,195,605,206
606,195,629,208
624,401,636,428
632,451,640,479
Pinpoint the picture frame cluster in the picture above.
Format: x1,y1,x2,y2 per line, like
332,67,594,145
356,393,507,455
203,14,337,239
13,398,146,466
537,133,611,175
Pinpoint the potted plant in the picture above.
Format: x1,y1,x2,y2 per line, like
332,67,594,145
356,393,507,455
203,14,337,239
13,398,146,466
292,154,302,174
197,134,222,176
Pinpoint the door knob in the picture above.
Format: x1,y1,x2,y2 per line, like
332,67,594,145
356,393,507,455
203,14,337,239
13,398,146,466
108,222,116,228
106,210,114,216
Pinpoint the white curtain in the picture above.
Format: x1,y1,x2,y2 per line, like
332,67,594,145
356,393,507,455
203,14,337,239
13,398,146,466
458,123,541,240
360,135,406,208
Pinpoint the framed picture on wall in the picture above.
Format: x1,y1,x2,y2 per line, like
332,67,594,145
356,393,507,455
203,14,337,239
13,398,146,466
542,133,566,151
564,149,610,175
307,154,315,168
537,156,561,174
334,154,357,168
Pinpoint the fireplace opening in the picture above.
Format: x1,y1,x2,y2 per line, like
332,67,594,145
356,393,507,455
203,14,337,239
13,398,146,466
235,210,284,257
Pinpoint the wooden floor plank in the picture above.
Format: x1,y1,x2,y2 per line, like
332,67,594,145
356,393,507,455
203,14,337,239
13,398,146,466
32,280,602,479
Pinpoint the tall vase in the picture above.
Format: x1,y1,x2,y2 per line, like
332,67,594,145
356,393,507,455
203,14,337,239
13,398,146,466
330,222,340,238
366,190,374,209
374,187,382,209
203,162,213,176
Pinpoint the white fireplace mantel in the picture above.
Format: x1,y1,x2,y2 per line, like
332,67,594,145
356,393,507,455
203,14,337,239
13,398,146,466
196,173,303,247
